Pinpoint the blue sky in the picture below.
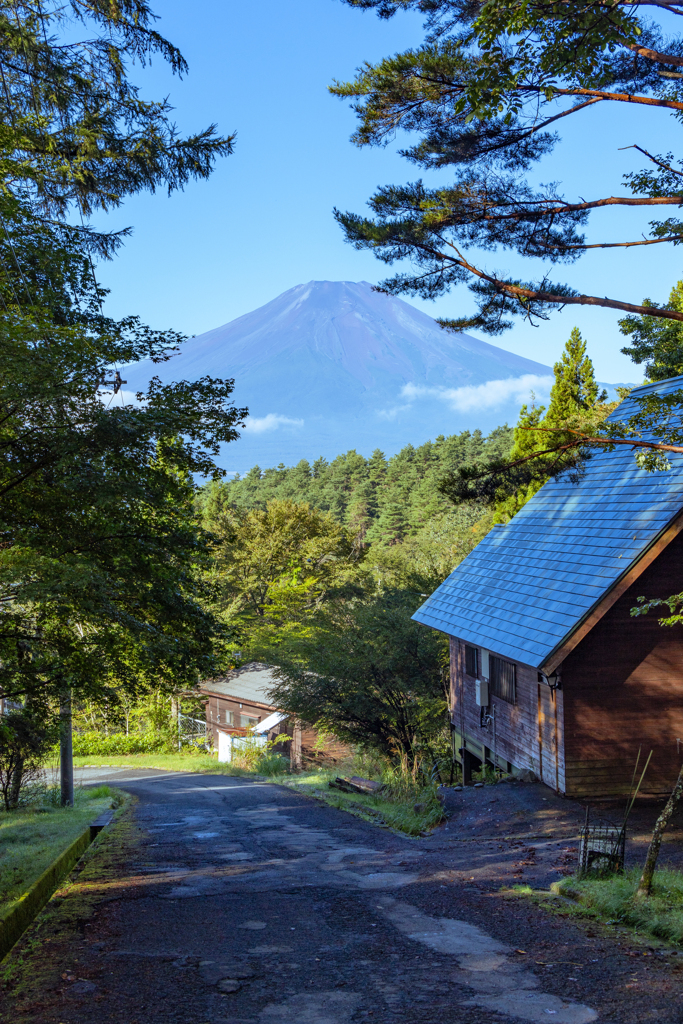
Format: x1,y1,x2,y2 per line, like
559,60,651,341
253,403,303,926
93,0,682,384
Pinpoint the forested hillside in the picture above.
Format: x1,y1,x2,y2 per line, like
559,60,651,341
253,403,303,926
208,426,513,547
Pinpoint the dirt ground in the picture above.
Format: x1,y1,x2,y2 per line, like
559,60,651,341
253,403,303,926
2,768,683,1024
436,776,683,886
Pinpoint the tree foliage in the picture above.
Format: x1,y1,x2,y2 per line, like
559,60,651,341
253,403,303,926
210,426,512,540
620,281,683,382
0,0,233,227
0,705,58,809
267,588,448,765
200,496,362,657
334,0,683,333
491,328,612,519
0,1,240,711
437,329,621,511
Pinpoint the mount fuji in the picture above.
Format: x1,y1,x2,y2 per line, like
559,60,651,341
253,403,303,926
123,281,554,473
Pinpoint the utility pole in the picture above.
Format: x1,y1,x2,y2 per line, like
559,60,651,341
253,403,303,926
171,696,181,751
60,689,74,806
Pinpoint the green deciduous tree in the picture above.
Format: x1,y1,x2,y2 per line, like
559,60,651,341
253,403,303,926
201,495,362,658
267,588,448,766
620,282,683,382
0,704,58,809
334,0,683,333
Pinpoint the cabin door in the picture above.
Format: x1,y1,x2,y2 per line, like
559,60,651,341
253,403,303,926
537,683,560,791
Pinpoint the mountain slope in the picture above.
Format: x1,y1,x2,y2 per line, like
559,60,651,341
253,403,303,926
123,280,553,471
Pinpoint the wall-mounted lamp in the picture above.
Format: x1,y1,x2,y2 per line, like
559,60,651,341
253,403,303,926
541,670,562,690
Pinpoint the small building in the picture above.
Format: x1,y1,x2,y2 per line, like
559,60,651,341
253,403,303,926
201,662,350,768
413,377,683,800
202,663,279,747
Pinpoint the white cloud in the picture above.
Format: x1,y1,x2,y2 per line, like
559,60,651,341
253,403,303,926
400,374,553,412
243,413,304,434
376,404,412,421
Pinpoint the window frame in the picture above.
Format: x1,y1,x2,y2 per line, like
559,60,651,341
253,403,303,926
489,655,517,704
464,644,479,678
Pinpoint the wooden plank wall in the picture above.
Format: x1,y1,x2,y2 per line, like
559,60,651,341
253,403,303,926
450,637,565,790
299,727,352,766
203,694,273,749
562,529,683,799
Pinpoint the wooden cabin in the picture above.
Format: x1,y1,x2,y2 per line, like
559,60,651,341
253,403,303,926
414,377,683,800
201,662,350,768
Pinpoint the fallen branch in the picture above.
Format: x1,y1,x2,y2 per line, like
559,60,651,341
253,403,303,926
328,775,384,795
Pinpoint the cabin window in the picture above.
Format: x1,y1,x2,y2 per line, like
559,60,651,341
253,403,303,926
222,709,234,726
465,645,479,677
490,655,516,704
240,714,260,729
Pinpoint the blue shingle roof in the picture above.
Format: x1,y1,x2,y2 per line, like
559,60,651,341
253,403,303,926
412,375,683,669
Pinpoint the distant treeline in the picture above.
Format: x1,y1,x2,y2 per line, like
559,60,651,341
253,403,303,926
211,427,513,546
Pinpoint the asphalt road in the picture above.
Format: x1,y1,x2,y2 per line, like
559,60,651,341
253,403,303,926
5,768,683,1024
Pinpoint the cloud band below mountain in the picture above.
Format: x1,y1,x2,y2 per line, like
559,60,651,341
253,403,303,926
400,374,553,412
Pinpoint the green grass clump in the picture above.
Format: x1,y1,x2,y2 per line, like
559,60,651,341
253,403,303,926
555,868,683,945
276,766,446,837
0,788,118,915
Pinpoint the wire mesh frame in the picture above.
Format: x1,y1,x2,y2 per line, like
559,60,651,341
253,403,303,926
179,714,207,747
578,825,626,876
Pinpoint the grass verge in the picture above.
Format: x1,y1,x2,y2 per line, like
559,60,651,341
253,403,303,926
0,798,140,1001
73,751,256,775
275,767,446,837
552,869,683,945
0,786,122,916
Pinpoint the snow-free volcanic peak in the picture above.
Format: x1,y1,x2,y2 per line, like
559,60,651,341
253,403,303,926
123,280,554,470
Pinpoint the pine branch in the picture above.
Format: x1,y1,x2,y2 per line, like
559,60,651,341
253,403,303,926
431,247,683,323
519,85,683,112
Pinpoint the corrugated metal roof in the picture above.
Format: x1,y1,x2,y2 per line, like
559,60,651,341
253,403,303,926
412,375,683,668
201,662,276,706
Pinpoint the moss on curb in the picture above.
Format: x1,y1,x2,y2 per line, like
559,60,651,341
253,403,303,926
0,827,91,961
0,794,137,1008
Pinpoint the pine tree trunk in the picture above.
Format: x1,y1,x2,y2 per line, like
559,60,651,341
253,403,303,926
637,763,683,898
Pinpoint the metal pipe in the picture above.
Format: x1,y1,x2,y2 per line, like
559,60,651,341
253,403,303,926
492,703,497,778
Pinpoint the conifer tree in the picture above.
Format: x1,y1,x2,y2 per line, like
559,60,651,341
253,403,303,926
0,0,233,230
493,401,547,522
366,499,410,546
493,329,609,520
546,328,601,424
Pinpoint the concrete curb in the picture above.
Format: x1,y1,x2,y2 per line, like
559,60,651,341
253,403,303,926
0,826,92,961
